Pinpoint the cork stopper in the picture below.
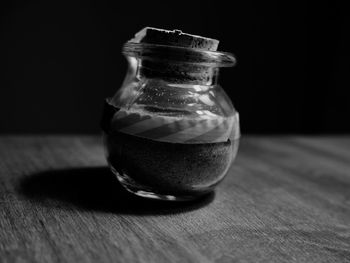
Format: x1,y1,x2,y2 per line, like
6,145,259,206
129,27,219,51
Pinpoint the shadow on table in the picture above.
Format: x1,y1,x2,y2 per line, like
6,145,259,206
19,167,214,215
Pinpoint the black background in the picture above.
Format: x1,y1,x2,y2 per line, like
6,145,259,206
1,0,349,134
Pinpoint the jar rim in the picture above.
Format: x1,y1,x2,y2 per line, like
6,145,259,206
123,42,236,67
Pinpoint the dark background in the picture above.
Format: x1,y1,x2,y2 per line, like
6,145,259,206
1,0,349,134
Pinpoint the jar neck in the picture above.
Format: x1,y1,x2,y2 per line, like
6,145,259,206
122,42,235,86
135,58,219,85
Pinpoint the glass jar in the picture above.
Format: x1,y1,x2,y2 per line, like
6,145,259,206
101,41,240,201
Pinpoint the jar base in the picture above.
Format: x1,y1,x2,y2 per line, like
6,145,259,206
110,166,210,202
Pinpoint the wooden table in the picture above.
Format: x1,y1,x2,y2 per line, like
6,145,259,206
1,136,350,263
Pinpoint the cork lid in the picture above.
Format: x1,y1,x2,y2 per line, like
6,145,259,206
129,27,219,51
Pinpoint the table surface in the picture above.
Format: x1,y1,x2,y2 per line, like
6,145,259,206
1,136,350,263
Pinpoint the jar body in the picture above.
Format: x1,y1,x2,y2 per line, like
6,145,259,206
102,50,240,201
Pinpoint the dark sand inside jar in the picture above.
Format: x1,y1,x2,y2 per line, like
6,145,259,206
105,131,238,197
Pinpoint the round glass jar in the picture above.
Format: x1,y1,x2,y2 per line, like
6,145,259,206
101,41,240,201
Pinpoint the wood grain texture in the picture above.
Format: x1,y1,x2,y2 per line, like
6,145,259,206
0,136,350,263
